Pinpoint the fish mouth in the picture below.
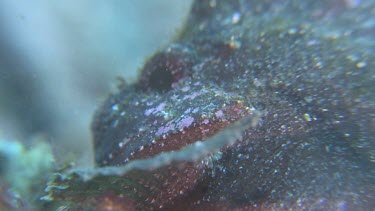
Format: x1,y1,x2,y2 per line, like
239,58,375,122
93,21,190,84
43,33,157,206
92,81,255,167
88,80,258,208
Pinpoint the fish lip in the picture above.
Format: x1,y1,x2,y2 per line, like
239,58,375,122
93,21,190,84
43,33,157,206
93,83,253,167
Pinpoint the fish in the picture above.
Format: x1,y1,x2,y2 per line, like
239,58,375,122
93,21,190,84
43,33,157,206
46,0,375,210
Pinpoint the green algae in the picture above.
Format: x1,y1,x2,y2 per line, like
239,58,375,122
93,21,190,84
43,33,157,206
0,139,54,210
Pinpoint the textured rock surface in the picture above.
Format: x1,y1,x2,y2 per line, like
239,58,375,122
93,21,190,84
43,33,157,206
47,0,374,210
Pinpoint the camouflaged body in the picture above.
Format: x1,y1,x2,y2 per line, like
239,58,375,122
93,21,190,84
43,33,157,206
91,0,374,209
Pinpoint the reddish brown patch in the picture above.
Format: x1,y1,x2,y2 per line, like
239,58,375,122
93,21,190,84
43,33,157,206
95,192,136,211
140,162,206,209
123,102,249,209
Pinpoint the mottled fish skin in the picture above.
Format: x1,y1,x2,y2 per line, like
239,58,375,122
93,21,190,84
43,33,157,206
92,0,374,209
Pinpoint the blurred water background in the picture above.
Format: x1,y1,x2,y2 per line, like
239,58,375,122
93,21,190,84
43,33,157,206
0,0,192,167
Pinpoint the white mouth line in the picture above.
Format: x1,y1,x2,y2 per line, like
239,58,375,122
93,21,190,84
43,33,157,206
72,111,260,181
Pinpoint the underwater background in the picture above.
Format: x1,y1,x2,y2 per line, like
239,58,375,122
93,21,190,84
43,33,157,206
0,0,374,210
0,0,191,209
0,0,191,164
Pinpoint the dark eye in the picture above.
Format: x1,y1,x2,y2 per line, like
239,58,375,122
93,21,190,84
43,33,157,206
138,44,195,92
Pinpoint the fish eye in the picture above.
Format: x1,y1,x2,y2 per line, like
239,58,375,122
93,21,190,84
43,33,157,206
146,54,176,92
138,45,194,92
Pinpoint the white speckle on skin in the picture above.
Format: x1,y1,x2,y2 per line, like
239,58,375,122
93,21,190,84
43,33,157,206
112,104,119,111
356,61,367,68
156,122,175,136
145,102,166,116
202,129,210,134
303,113,312,121
306,39,319,46
112,119,119,127
145,109,153,116
232,12,241,24
118,138,130,148
183,92,200,100
253,78,262,87
177,116,194,129
215,110,225,118
288,28,297,34
229,36,241,49
156,126,167,136
181,86,190,92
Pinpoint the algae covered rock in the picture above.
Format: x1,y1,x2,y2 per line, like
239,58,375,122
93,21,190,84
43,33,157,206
0,139,53,210
46,0,374,210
